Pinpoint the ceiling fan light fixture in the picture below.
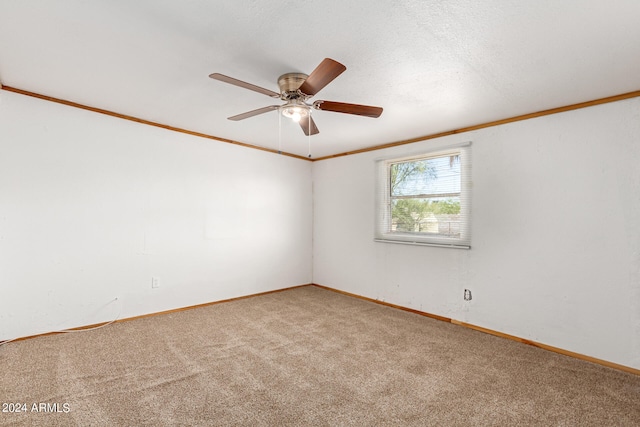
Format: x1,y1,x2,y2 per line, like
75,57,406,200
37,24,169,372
280,102,310,123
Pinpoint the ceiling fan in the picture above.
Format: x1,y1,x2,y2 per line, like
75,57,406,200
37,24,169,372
209,58,383,136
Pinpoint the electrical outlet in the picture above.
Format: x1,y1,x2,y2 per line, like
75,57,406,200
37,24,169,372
151,277,160,289
464,289,472,301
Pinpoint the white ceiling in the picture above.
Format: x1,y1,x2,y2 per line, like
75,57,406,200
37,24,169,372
1,1,639,159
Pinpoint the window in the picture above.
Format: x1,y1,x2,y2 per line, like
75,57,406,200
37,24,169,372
375,143,471,248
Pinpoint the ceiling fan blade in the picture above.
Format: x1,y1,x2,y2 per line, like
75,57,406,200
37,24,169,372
298,58,346,96
314,100,383,118
299,115,319,136
209,73,280,98
228,105,280,121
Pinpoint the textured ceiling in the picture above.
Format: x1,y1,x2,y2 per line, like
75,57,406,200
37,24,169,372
1,1,639,159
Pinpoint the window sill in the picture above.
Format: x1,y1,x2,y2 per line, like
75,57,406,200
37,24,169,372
374,238,471,249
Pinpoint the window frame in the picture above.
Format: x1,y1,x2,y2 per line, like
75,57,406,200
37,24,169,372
374,143,471,249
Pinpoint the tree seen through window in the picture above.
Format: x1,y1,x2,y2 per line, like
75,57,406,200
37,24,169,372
389,154,461,236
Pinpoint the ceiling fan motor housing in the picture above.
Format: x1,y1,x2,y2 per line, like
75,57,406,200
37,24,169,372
277,73,309,99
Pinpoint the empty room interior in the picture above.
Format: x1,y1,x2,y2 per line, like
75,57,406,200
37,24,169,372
1,1,640,425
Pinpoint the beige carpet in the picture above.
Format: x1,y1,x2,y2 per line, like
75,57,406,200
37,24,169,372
1,285,639,426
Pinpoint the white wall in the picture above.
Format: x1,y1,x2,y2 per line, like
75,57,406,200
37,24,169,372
0,91,313,341
313,97,640,370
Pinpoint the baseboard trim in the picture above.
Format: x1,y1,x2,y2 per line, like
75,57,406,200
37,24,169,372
311,284,640,376
312,283,453,323
1,284,312,345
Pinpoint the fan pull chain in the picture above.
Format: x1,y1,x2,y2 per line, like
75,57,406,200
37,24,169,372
308,116,312,158
278,108,282,154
